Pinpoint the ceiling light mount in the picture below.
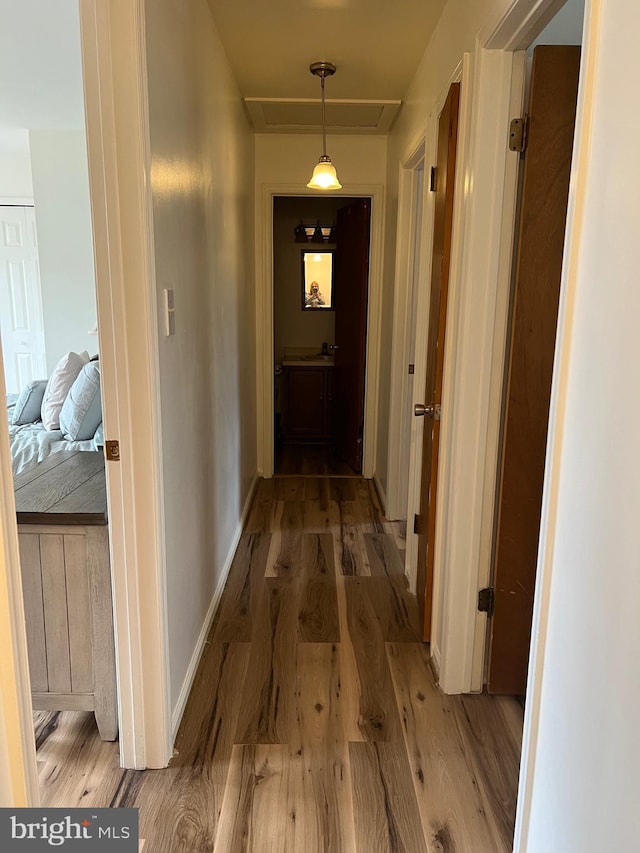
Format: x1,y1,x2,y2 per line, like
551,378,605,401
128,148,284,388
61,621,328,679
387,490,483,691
307,61,342,190
309,61,337,80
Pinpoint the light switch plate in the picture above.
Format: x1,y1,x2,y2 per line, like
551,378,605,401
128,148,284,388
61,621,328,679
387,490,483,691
164,288,175,336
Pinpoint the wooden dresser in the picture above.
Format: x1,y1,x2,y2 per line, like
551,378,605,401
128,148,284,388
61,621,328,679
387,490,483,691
14,450,118,741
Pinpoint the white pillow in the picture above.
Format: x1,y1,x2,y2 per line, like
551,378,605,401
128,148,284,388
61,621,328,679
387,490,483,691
41,351,89,431
12,379,47,425
59,361,102,441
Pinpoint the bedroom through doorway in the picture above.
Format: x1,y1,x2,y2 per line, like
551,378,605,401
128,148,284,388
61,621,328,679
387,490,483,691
0,0,121,793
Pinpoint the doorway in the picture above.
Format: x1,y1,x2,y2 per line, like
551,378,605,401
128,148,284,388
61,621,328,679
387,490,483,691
0,205,46,392
0,3,120,784
273,196,372,477
486,0,585,696
386,146,426,522
415,82,461,641
0,0,172,799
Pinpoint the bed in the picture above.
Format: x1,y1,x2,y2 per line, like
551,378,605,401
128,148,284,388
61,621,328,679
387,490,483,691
7,392,99,476
6,354,116,740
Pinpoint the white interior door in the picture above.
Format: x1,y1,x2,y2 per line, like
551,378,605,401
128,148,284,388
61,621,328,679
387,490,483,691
0,206,47,393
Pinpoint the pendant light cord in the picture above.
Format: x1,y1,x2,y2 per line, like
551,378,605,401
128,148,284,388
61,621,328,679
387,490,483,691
321,75,327,158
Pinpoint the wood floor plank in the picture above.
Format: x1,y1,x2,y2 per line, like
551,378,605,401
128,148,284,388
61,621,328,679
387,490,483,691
279,500,305,532
37,710,123,807
215,744,289,852
254,477,276,504
235,580,298,744
355,479,386,527
330,478,358,502
174,642,251,768
366,576,422,642
349,741,427,853
298,534,340,643
303,477,331,504
275,445,359,477
335,577,368,744
287,643,356,853
265,518,303,579
274,476,306,501
303,499,341,535
244,493,281,534
212,535,270,643
386,642,517,852
343,578,402,742
343,498,379,534
364,532,406,578
452,694,522,848
334,502,370,577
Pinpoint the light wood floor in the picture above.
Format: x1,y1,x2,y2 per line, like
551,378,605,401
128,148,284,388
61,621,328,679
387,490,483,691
36,477,522,852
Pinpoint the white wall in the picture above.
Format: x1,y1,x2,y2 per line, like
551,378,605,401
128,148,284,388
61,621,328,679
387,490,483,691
0,130,33,200
255,134,387,188
518,1,640,849
29,130,97,369
145,0,256,715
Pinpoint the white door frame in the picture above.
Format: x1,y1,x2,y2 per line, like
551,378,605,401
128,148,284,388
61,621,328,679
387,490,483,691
385,140,426,521
0,353,39,806
79,0,171,770
256,183,385,481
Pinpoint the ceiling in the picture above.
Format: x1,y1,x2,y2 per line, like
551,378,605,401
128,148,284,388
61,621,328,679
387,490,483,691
207,0,447,133
0,1,446,137
0,0,85,131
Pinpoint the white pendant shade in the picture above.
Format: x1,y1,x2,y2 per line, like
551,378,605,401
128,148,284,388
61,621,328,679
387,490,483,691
307,156,342,190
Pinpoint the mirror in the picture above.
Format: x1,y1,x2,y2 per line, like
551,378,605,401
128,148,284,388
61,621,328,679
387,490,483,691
302,250,334,310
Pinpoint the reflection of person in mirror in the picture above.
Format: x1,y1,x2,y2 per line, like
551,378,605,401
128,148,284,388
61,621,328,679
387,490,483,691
305,281,325,307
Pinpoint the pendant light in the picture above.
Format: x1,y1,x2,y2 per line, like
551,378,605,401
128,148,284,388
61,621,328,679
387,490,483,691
307,62,342,191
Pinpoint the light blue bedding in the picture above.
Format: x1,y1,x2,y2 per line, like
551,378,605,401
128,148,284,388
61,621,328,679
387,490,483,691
7,394,97,476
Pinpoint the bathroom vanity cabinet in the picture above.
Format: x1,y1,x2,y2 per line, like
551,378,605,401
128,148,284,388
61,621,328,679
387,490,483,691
283,364,334,442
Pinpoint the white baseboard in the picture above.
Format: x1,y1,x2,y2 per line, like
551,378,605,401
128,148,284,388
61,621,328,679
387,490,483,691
171,473,258,737
373,472,387,516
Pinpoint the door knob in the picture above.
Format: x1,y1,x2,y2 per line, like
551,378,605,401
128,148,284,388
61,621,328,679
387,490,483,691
414,402,441,420
414,403,434,418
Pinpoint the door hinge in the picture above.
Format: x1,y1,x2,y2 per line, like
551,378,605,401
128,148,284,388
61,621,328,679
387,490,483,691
509,116,529,153
429,166,437,192
414,513,421,535
105,440,121,462
408,363,415,375
478,587,495,615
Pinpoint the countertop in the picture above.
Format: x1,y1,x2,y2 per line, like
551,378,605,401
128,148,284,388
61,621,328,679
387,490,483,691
280,347,335,368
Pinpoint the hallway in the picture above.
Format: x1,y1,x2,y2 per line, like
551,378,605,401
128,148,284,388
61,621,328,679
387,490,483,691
35,476,522,851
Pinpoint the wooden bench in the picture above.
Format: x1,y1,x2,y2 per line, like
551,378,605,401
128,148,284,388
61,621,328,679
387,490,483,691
14,450,118,741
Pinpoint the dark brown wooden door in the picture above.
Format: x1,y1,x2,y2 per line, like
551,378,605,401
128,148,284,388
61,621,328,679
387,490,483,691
488,46,581,694
416,83,460,640
333,199,371,473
